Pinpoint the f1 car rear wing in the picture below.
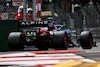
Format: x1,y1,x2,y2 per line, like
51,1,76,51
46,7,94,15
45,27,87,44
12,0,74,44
18,21,53,28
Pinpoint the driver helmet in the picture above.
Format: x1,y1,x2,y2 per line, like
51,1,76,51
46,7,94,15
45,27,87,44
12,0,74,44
27,8,33,16
48,16,53,20
48,16,55,24
18,6,23,13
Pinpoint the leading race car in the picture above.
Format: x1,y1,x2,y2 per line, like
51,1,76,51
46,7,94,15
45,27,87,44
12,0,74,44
8,21,96,50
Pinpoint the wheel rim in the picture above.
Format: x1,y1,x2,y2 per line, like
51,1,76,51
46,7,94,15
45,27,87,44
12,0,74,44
89,33,92,47
64,33,68,48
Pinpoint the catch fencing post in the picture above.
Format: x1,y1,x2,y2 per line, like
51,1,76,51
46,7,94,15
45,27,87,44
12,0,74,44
36,0,41,21
23,0,27,21
33,0,37,21
32,0,41,21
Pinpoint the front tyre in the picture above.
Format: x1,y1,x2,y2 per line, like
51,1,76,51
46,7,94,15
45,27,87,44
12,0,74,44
80,31,93,49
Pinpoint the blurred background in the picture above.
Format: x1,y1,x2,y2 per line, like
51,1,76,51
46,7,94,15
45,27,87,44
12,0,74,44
0,0,100,36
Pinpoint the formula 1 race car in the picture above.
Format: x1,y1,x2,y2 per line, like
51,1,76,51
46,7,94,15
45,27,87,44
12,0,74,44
8,21,96,50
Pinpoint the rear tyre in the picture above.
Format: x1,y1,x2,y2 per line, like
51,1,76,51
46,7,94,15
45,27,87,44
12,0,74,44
8,32,25,50
53,31,68,50
80,31,93,49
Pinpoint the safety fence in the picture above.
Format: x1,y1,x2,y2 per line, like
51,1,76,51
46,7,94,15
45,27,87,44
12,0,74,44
0,0,41,20
0,0,18,20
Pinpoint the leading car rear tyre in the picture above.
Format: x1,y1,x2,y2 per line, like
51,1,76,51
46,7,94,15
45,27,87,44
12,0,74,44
80,31,93,49
8,32,24,50
53,31,68,50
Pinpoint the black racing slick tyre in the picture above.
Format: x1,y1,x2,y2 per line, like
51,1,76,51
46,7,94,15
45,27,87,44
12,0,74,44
53,31,68,50
8,32,24,50
80,31,93,49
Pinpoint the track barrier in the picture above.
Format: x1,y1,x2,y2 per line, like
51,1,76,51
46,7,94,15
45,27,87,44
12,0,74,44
0,20,18,51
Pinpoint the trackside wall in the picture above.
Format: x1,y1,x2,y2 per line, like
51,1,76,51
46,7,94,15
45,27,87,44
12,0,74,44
65,5,100,29
0,20,18,51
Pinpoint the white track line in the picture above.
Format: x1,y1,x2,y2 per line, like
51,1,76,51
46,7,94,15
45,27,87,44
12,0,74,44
86,51,100,53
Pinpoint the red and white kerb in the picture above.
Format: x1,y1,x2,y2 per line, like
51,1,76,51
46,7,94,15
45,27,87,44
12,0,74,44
0,50,96,67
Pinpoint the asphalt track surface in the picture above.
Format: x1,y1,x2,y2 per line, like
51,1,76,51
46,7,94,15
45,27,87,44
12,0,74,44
75,38,100,62
0,38,100,62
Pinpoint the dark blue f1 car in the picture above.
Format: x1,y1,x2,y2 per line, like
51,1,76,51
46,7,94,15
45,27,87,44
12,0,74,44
8,21,96,50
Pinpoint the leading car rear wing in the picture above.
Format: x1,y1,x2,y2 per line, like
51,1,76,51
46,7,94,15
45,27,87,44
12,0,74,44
18,21,50,28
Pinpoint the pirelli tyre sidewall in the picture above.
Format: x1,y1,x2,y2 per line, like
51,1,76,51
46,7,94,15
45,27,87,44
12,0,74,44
8,32,24,50
53,31,68,50
80,31,93,49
